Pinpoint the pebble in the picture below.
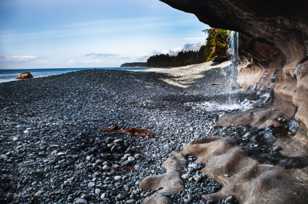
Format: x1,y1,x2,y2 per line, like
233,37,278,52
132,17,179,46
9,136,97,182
100,193,106,200
95,188,101,195
116,193,126,200
181,173,190,180
34,190,43,197
134,153,142,159
0,154,8,160
12,136,18,141
183,193,192,203
23,128,31,134
112,164,120,169
127,156,135,163
288,119,299,135
134,164,140,170
188,162,205,171
102,164,110,170
122,154,130,160
113,139,123,143
88,182,95,188
74,198,88,204
0,70,255,204
126,199,135,203
114,176,122,181
193,174,203,182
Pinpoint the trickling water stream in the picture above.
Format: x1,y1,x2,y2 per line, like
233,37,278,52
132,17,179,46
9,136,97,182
226,31,239,104
191,30,260,112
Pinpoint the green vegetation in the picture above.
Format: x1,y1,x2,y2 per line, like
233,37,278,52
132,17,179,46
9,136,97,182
147,28,230,67
203,28,230,62
121,28,230,68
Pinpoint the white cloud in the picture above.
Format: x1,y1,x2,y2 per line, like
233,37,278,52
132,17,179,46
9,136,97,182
84,53,118,58
0,55,39,64
182,42,203,51
66,53,135,67
148,42,203,57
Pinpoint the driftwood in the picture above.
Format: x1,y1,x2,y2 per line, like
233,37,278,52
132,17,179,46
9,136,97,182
101,124,154,139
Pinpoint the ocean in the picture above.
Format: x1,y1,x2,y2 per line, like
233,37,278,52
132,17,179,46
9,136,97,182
0,67,146,83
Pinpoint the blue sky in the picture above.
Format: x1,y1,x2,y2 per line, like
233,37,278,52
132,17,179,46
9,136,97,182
0,0,207,68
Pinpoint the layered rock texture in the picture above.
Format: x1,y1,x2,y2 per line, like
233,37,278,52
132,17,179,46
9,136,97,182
183,138,308,204
160,0,308,142
137,1,308,203
140,137,308,204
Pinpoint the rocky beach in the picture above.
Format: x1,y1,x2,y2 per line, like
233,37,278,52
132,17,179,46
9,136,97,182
2,0,308,204
0,62,273,204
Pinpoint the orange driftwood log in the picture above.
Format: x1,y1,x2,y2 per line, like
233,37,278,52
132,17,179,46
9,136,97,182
101,124,154,138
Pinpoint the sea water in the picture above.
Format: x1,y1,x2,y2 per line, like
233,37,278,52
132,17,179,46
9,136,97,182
0,67,146,83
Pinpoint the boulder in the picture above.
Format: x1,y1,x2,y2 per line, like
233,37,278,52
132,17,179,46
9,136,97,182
16,72,33,80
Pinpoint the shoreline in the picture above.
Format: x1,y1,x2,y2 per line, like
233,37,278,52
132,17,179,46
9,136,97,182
0,63,271,204
0,64,235,203
0,61,228,84
0,66,150,84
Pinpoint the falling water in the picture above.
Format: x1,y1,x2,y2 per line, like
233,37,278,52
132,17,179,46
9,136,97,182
190,31,257,112
226,31,239,104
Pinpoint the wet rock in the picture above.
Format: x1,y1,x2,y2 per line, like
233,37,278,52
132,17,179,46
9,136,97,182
183,193,192,203
0,154,8,160
23,128,31,134
288,119,299,135
222,195,239,204
181,173,190,180
116,192,127,200
126,199,135,203
95,189,101,195
16,72,33,80
74,198,88,204
0,70,235,203
188,162,205,171
114,176,122,181
87,182,95,188
102,164,110,171
127,156,135,162
192,174,203,182
100,193,106,200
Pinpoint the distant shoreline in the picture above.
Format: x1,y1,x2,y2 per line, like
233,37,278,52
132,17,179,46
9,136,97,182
0,67,147,83
120,62,148,68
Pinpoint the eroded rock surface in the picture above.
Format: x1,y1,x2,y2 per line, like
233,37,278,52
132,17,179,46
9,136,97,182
160,0,308,146
140,152,185,204
141,137,308,204
182,138,308,204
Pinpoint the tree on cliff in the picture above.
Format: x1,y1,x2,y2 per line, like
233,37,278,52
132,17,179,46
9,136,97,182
146,28,229,67
122,28,230,68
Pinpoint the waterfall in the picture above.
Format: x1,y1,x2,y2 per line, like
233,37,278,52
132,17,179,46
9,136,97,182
226,31,239,104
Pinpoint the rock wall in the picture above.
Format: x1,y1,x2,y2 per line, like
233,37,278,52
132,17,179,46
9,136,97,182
160,0,308,144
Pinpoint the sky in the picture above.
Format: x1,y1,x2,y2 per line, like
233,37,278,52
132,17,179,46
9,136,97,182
0,0,208,68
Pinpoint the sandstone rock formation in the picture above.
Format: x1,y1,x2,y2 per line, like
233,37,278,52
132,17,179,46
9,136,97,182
16,72,33,80
139,152,185,204
138,1,308,203
140,138,308,204
182,138,308,204
160,0,308,151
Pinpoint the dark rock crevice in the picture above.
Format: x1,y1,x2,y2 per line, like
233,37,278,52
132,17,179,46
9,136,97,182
160,0,308,143
160,0,308,68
